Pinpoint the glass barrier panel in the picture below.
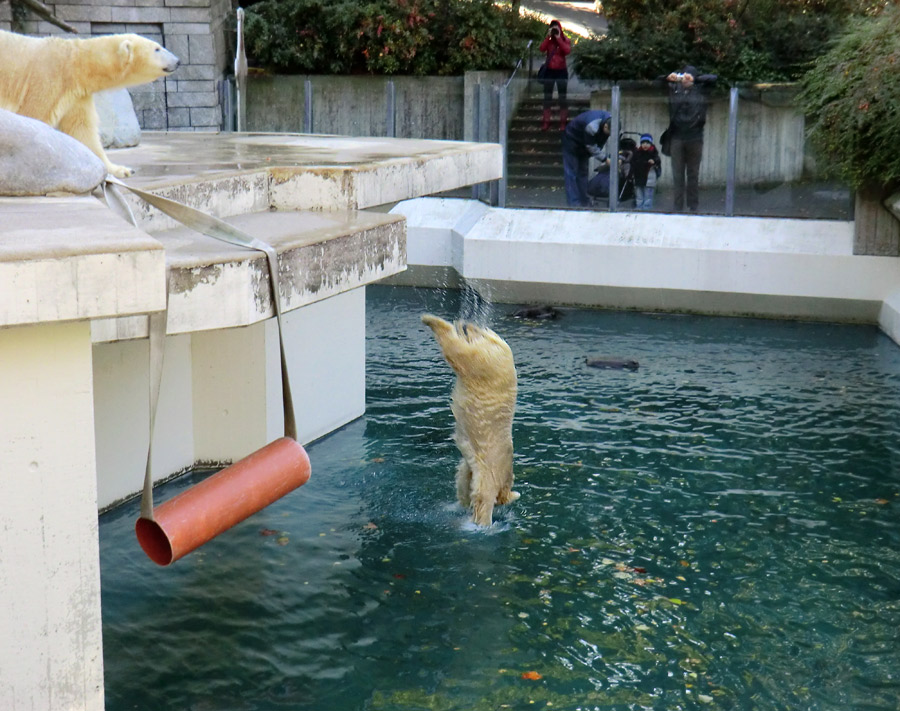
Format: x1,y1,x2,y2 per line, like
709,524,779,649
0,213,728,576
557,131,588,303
734,85,852,220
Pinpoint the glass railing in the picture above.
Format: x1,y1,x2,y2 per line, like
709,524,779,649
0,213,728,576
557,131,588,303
499,79,853,220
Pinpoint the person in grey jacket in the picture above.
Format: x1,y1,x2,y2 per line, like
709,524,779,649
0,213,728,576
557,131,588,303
663,65,717,212
562,109,612,207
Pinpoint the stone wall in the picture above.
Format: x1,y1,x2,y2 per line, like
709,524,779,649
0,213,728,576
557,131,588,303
0,0,231,131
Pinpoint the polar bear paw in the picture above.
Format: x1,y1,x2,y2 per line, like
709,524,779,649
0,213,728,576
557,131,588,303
108,163,135,179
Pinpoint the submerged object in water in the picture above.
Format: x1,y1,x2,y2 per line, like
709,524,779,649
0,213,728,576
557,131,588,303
585,357,639,371
511,305,560,320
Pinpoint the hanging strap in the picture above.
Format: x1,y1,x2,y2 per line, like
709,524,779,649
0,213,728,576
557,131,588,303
103,177,298,520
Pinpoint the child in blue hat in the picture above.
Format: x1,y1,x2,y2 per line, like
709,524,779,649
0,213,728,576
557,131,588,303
632,133,661,210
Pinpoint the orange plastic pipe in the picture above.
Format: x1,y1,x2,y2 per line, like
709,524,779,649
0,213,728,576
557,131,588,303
135,437,311,566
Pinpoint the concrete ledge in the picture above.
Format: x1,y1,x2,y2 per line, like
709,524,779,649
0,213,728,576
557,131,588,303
0,196,165,328
92,209,406,341
114,132,503,212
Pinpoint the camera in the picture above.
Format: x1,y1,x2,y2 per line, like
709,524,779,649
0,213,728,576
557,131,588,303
550,26,560,37
675,72,685,80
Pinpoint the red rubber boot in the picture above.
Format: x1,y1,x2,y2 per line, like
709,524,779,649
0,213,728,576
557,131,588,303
541,108,551,131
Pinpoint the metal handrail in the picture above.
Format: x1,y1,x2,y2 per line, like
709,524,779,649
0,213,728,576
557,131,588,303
504,39,534,89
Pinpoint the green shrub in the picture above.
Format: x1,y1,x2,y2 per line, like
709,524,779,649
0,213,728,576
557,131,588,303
242,0,546,75
798,4,900,190
575,0,883,82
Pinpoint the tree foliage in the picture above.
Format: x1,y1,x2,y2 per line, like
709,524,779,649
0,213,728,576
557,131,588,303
798,3,900,190
242,0,546,75
575,0,886,82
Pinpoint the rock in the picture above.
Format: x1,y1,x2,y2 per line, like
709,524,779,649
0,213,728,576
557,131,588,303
95,88,141,149
0,109,106,196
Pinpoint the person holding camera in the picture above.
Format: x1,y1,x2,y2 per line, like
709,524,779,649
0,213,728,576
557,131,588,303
661,65,717,212
538,19,571,131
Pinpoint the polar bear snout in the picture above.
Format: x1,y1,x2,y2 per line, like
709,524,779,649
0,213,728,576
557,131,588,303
156,46,180,74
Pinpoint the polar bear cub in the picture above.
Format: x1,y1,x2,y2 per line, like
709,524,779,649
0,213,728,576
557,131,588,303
422,313,519,527
0,30,180,178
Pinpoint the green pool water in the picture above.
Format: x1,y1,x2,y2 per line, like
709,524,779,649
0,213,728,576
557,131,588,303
100,285,900,711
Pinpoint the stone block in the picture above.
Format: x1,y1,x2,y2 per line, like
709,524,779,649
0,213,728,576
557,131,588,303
163,22,211,34
110,6,169,22
166,0,210,7
166,33,189,60
135,0,165,6
167,91,218,108
168,62,218,80
57,5,112,22
167,107,191,127
139,107,168,130
188,33,215,64
189,106,220,128
169,7,209,23
177,80,216,93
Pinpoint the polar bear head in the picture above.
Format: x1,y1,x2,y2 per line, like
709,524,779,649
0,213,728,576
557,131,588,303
421,313,516,386
87,34,180,90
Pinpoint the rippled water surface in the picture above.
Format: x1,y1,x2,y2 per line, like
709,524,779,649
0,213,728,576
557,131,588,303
101,285,900,711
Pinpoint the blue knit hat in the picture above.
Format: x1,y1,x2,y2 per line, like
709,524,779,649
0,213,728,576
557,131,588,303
640,133,653,144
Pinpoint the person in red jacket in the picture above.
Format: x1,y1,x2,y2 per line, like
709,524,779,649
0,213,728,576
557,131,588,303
538,19,571,131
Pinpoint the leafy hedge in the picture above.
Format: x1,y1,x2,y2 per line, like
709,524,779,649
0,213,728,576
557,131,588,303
575,0,882,82
798,3,900,190
242,0,546,75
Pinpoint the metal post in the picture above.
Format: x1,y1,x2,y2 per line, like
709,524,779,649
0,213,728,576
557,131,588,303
608,85,621,212
386,80,396,138
303,79,313,133
471,83,481,200
725,86,739,216
234,8,247,132
498,84,508,208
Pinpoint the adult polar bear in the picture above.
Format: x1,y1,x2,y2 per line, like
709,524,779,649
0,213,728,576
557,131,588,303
422,314,519,527
0,30,180,178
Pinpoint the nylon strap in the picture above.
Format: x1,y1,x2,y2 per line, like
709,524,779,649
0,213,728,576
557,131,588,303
103,177,298,520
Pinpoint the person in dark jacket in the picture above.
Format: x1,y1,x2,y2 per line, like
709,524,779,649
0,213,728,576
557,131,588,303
662,65,717,212
538,19,571,131
562,109,612,207
631,133,661,209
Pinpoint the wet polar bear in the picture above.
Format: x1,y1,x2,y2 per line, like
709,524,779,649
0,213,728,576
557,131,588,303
0,30,180,178
422,314,519,527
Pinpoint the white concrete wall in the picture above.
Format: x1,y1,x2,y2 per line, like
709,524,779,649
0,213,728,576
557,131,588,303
390,198,900,326
0,321,104,711
93,288,366,509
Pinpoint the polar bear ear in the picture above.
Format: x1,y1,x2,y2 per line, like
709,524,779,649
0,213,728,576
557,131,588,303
117,38,135,66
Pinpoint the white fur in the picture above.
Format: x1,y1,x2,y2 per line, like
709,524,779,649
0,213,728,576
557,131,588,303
422,313,519,526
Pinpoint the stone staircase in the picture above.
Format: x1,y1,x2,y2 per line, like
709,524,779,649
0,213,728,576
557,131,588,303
506,95,591,190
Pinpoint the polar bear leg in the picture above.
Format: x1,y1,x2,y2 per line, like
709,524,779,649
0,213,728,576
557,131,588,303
58,98,133,178
470,491,495,528
455,458,472,508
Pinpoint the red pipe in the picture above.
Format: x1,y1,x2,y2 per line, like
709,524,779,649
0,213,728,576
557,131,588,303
135,437,311,566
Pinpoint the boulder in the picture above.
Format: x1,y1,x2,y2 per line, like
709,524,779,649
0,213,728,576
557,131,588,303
0,109,107,196
95,88,142,149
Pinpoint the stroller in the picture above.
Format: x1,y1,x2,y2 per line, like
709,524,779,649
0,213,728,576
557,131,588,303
587,132,639,204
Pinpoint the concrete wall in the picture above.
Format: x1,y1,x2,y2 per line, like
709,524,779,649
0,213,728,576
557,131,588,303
246,74,466,139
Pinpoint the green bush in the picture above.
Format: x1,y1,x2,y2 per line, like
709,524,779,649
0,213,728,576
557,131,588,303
242,0,546,75
575,0,883,82
798,4,900,190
